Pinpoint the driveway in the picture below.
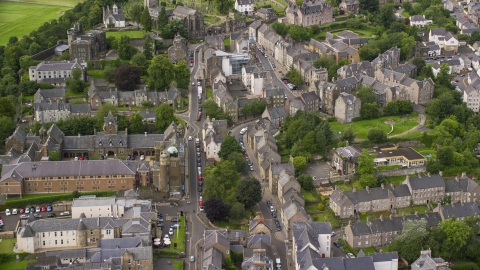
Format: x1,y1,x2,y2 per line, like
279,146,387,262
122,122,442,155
304,161,332,180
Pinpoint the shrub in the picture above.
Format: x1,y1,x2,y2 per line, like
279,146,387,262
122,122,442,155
5,190,116,208
317,203,324,211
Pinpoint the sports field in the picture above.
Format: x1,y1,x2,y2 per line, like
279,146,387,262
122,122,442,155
15,0,83,7
0,2,69,45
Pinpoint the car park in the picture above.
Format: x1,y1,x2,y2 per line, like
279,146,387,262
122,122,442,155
47,213,56,218
25,207,30,214
169,228,174,235
60,211,70,216
30,207,35,213
34,214,42,219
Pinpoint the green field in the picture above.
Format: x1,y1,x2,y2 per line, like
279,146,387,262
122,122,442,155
329,113,419,139
18,0,83,7
0,259,36,270
0,2,69,45
106,31,144,39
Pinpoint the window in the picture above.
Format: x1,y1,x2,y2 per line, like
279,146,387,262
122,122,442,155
55,232,57,237
42,233,45,237
61,240,63,245
90,230,94,235
55,240,57,245
43,241,45,246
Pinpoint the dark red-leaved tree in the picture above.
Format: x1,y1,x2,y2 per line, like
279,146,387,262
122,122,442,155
114,64,141,91
204,198,230,221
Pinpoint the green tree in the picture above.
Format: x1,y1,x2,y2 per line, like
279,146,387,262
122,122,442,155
359,174,378,188
379,5,396,29
203,160,240,205
65,67,85,93
158,6,169,29
436,63,452,88
95,103,118,129
286,67,304,86
4,45,26,71
236,177,262,208
440,218,472,256
437,146,455,166
401,35,415,61
470,30,480,44
390,219,428,262
148,55,174,90
356,85,377,104
129,112,145,134
227,152,247,173
28,42,42,56
341,126,355,144
114,64,141,91
140,7,153,32
241,103,251,119
411,58,425,76
143,35,153,60
103,65,116,82
360,0,379,12
288,25,310,41
117,35,137,61
49,150,61,161
402,1,413,13
249,99,267,117
389,21,406,34
204,198,230,221
0,116,16,144
359,43,381,61
360,102,379,119
161,19,189,39
155,103,175,133
367,128,387,143
128,5,143,30
218,135,243,160
0,97,16,119
297,174,313,191
131,52,147,68
293,156,307,175
56,116,97,136
214,0,234,14
358,149,375,175
72,190,81,198
229,202,246,220
19,55,35,71
174,60,190,89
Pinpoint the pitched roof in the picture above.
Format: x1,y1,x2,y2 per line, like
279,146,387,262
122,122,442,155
407,174,445,190
440,202,480,219
335,146,361,159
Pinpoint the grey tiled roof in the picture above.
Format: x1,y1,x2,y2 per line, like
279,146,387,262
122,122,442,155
70,104,91,114
387,184,411,197
362,251,399,262
281,200,311,222
335,146,360,159
204,230,230,250
312,257,347,270
407,174,445,190
444,177,479,193
440,202,480,219
344,257,375,269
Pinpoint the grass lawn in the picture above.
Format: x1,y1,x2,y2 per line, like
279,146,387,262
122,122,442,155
66,91,85,97
375,165,402,172
331,181,353,191
0,2,69,45
413,146,436,159
312,209,341,228
402,10,410,18
106,31,144,39
397,131,423,140
396,205,428,216
359,211,376,222
170,216,186,252
0,259,36,270
87,70,104,79
172,260,184,270
362,247,376,254
301,188,320,203
386,174,415,186
305,204,319,212
206,87,213,99
18,0,83,7
224,38,231,47
204,15,221,25
329,113,419,140
0,238,17,253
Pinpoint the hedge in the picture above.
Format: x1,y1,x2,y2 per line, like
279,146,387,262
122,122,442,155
4,191,116,209
450,262,480,270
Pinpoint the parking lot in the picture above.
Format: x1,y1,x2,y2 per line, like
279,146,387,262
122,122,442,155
0,210,69,232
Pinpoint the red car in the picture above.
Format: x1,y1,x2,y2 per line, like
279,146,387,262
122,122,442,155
199,201,204,206
198,176,203,181
190,59,194,63
244,153,248,157
19,208,25,214
40,205,46,212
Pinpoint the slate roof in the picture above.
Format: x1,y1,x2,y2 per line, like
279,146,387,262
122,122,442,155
407,174,445,190
411,251,446,270
444,177,479,193
293,222,331,253
282,200,311,222
203,247,223,269
344,257,375,269
440,202,480,219
335,146,361,159
247,233,271,245
362,251,399,262
237,0,253,5
375,147,425,160
204,230,230,251
70,104,91,114
127,134,164,148
271,163,294,176
104,5,125,22
30,59,85,71
312,257,347,270
266,106,287,120
430,28,447,36
387,184,412,197
173,6,197,15
37,88,66,99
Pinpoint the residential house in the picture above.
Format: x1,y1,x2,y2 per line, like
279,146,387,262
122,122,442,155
34,88,66,104
205,35,225,51
210,68,227,86
29,59,86,86
444,172,480,203
404,174,446,205
409,15,433,27
267,163,295,195
317,81,339,115
256,8,277,22
411,250,450,270
311,257,377,270
334,76,360,94
248,20,262,43
285,1,334,27
431,58,464,76
255,130,280,181
292,222,332,270
428,28,459,52
242,64,272,96
332,145,361,175
261,106,287,129
444,0,455,11
464,85,480,112
287,97,305,115
299,91,320,112
334,92,361,123
241,247,274,269
435,202,480,221
34,102,91,124
372,47,401,71
281,199,312,238
282,188,305,206
344,212,442,249
277,170,301,203
230,30,250,53
249,214,273,235
373,147,426,168
102,4,125,28
203,230,231,270
71,196,151,219
202,117,228,161
392,62,418,79
337,61,374,79
358,251,399,270
264,87,285,108
311,38,360,64
234,0,254,14
339,0,360,14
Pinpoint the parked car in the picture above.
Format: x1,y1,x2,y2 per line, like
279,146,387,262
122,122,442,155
188,136,193,141
5,209,11,216
171,217,180,222
171,224,180,229
0,227,4,232
47,213,56,218
19,208,25,214
333,241,341,248
25,207,30,214
20,214,29,219
199,206,204,211
35,206,40,212
164,234,170,240
190,256,195,262
267,200,271,207
46,205,52,212
30,207,35,213
250,165,254,171
40,205,46,212
272,212,277,218
169,228,174,235
270,206,275,212
34,214,42,219
60,211,70,216
198,186,203,192
347,253,355,258
12,209,18,215
331,232,336,236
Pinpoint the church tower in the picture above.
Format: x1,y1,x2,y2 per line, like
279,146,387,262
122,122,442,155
113,4,118,14
158,151,170,191
103,111,118,134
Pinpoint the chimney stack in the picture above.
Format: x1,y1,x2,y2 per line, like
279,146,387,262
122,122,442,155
366,186,370,192
352,187,356,192
381,183,385,189
380,214,383,221
390,183,394,189
439,171,443,176
427,172,431,177
456,175,460,182
346,140,349,147
462,172,467,178
418,173,422,178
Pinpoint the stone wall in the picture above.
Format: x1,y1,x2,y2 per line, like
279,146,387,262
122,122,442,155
206,18,246,35
396,140,425,148
31,41,68,61
375,166,427,177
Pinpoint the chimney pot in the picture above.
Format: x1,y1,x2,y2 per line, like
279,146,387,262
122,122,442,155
439,171,443,176
381,183,384,189
462,172,467,178
390,183,394,189
427,172,431,177
145,132,147,137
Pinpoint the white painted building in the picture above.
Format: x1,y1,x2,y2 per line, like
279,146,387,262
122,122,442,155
292,221,332,269
409,15,432,27
72,196,151,219
29,59,86,84
464,85,480,112
234,0,254,14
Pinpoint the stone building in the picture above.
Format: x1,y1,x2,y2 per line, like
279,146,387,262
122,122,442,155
103,4,125,28
34,102,91,124
170,6,205,40
67,21,107,61
334,92,361,123
167,34,188,63
29,59,86,86
339,0,360,14
285,1,334,27
34,88,66,104
332,145,361,175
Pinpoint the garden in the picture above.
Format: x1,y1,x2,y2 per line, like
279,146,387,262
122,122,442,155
0,239,35,269
105,31,144,39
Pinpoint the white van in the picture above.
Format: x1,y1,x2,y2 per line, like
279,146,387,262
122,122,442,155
276,258,281,268
195,138,200,144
